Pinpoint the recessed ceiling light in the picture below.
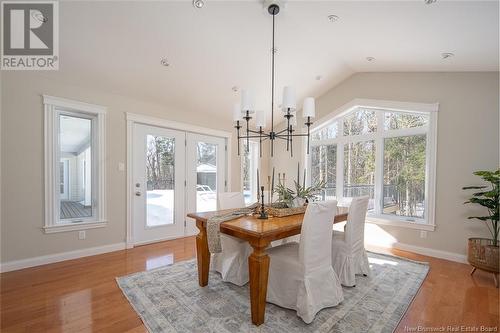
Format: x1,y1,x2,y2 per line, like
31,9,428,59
366,57,375,62
441,52,454,59
193,0,204,8
327,15,340,23
424,0,437,4
160,58,170,67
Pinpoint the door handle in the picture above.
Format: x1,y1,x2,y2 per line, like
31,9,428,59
135,191,142,196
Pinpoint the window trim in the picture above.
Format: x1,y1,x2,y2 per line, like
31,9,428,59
43,95,107,233
306,98,438,231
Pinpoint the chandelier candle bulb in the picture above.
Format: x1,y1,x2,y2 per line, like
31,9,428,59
232,103,242,121
241,89,254,112
282,86,296,111
302,97,316,118
255,110,266,128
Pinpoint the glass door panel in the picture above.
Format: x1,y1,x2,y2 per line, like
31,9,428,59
186,133,226,236
133,124,185,245
195,142,218,212
145,135,175,227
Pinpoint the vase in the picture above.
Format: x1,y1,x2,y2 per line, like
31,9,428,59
291,197,306,208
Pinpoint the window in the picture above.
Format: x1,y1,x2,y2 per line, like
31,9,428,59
44,96,106,233
308,100,438,230
241,141,259,205
311,144,337,200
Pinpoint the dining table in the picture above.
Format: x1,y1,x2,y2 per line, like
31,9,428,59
186,208,349,326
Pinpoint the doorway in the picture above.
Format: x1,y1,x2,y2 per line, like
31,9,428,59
130,122,228,245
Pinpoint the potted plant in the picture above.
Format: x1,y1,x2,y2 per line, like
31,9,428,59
462,169,499,287
274,180,326,208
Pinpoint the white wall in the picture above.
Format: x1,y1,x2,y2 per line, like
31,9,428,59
0,72,244,263
271,72,499,256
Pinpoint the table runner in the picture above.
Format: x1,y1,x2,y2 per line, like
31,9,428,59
206,206,256,253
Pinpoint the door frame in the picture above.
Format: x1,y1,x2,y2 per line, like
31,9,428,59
125,113,232,249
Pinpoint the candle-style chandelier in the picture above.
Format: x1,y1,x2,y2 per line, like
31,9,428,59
233,2,316,158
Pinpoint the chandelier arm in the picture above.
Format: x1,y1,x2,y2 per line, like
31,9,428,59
290,126,293,157
275,133,310,138
247,129,263,135
275,127,288,135
239,135,266,139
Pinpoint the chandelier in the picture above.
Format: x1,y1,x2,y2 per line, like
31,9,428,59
233,2,316,158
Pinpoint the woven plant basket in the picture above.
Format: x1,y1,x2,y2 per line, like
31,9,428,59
467,238,499,273
266,202,307,217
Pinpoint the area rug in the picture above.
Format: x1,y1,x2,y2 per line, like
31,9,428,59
117,252,429,333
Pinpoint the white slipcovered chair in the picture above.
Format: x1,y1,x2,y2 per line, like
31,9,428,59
266,201,344,323
331,196,371,287
212,192,251,286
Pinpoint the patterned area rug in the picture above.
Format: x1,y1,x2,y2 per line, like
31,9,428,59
117,252,429,333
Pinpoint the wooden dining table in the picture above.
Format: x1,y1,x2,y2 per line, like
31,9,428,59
186,209,349,326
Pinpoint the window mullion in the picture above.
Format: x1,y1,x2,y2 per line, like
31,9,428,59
336,142,343,201
374,111,385,215
336,118,344,201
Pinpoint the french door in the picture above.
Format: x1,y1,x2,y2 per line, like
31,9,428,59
132,124,227,244
133,124,186,245
185,133,226,236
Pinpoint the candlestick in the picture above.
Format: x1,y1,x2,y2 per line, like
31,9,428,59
267,176,271,206
257,168,260,201
257,185,268,219
297,162,300,185
303,168,306,188
271,167,275,204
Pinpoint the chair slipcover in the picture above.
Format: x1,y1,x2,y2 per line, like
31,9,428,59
266,201,344,323
211,192,251,286
331,196,370,287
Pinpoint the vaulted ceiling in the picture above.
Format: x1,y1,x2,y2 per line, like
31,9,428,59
39,0,499,125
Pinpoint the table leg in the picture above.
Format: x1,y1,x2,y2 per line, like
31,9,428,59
248,242,270,326
195,219,210,287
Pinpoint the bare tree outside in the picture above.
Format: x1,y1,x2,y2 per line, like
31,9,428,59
310,108,428,218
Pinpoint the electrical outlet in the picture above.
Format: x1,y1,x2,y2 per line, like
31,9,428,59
118,162,125,171
78,231,86,240
420,230,427,239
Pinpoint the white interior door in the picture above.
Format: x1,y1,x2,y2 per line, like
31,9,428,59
185,133,226,236
133,124,186,245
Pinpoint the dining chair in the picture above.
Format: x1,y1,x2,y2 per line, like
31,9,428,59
331,195,370,287
266,201,344,323
212,192,251,286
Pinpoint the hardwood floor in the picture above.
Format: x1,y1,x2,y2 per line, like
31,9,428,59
1,237,498,332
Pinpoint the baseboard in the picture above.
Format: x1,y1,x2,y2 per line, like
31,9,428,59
0,242,126,273
392,242,467,264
